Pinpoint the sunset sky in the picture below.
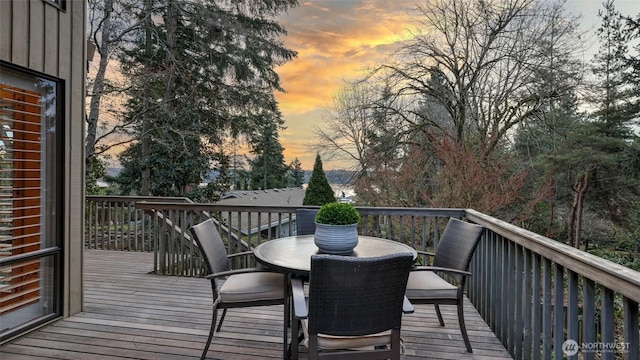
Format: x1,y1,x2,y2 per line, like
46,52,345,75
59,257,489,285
273,0,640,171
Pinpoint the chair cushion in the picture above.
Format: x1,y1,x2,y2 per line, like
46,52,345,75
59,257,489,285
220,272,284,302
300,319,392,349
405,271,457,300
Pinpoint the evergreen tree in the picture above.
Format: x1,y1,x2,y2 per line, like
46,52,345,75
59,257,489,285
288,158,305,187
514,0,640,248
249,121,288,190
581,0,640,247
230,154,251,191
110,125,210,197
625,13,640,117
303,154,335,206
114,0,298,198
511,3,586,239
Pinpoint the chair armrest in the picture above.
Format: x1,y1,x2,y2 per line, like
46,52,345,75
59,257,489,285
291,278,308,319
206,267,278,280
227,250,254,259
411,266,472,277
415,250,435,257
402,296,414,314
415,250,435,265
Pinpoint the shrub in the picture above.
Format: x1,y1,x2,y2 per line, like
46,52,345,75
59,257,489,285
314,202,361,225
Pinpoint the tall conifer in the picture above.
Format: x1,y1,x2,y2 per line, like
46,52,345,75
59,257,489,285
303,154,335,206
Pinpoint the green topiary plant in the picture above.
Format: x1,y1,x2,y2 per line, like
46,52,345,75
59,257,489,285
303,154,336,206
314,202,361,225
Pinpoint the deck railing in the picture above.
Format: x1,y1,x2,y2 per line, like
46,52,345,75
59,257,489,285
465,210,639,360
85,196,194,252
84,196,639,359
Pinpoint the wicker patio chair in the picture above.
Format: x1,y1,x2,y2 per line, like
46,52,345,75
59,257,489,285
190,218,286,360
405,217,485,353
295,208,318,235
291,253,414,360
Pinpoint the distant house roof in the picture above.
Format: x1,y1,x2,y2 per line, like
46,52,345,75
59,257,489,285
218,187,306,207
216,188,306,235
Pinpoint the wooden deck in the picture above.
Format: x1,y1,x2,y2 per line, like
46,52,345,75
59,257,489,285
1,250,512,359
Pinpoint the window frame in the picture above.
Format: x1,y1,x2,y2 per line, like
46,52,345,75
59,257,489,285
0,60,65,343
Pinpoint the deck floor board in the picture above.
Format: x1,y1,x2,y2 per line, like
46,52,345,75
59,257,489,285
1,250,513,359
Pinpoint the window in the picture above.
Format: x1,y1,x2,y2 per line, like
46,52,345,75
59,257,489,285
0,64,63,341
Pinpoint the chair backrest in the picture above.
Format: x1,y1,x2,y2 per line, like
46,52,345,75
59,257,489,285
433,218,484,279
295,208,318,235
307,253,414,336
190,218,231,275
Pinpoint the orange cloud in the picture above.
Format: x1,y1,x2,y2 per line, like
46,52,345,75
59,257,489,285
275,1,415,169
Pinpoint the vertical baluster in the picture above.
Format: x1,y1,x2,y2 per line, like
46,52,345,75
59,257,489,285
567,270,579,360
506,240,515,354
133,201,138,251
623,297,638,360
257,212,263,245
114,201,119,250
108,201,113,249
514,244,523,358
583,278,596,360
433,218,440,249
180,210,187,275
554,265,565,360
156,209,164,274
150,208,156,270
497,235,505,346
468,234,480,308
126,202,131,251
601,287,615,360
139,207,145,252
421,216,427,254
116,201,122,250
489,231,497,333
523,249,532,360
170,210,183,275
168,209,175,275
248,210,254,250
409,216,415,248
542,258,552,358
532,253,542,360
128,201,133,251
362,212,369,235
166,209,172,274
89,200,95,249
99,201,105,249
482,232,489,316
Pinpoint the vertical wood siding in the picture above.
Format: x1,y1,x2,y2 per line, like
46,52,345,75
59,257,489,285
67,0,86,318
0,0,86,318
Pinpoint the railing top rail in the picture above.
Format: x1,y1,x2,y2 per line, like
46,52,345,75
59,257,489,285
134,201,466,217
87,195,193,203
465,209,640,302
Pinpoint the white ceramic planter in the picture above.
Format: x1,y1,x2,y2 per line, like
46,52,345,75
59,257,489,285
313,222,358,254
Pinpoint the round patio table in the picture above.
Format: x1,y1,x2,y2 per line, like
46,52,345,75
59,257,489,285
254,235,417,277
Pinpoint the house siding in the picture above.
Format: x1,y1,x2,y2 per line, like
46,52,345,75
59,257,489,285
0,0,86,318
